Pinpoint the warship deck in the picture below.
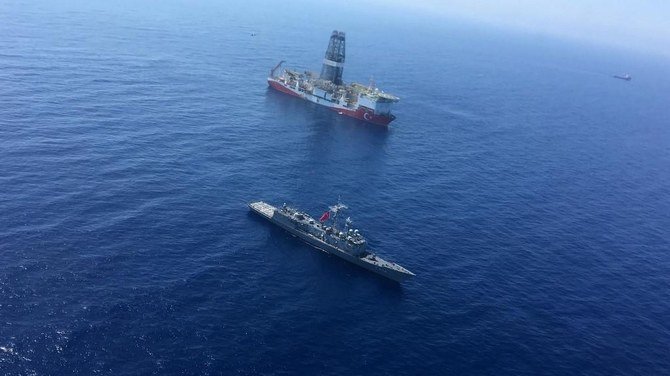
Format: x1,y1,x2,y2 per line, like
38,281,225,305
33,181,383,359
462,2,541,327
249,201,275,219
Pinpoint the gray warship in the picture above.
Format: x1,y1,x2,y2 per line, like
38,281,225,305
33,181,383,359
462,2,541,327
249,201,414,282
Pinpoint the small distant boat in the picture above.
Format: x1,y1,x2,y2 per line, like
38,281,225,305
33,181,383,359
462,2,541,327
613,74,632,81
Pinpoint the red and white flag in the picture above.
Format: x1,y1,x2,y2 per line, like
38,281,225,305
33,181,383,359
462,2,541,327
319,211,330,222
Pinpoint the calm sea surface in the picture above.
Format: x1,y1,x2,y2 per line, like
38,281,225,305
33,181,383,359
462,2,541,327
1,1,670,375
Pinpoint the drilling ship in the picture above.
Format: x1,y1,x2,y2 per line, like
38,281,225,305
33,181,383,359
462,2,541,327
249,201,414,282
268,31,400,126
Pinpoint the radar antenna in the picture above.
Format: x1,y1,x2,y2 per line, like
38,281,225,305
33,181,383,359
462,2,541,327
329,203,348,213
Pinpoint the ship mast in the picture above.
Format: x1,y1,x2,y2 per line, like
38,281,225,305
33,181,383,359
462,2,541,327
328,200,348,229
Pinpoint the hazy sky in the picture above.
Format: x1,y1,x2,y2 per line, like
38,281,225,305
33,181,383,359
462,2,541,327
371,0,670,58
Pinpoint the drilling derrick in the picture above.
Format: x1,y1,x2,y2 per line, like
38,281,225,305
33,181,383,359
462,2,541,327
320,30,346,85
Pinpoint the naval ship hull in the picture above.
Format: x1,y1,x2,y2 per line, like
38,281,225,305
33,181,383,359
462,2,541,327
250,201,413,282
268,78,395,126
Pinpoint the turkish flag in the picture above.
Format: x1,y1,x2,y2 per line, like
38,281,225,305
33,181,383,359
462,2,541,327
319,211,330,222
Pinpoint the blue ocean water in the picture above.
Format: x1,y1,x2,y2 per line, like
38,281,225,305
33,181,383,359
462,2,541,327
2,0,670,374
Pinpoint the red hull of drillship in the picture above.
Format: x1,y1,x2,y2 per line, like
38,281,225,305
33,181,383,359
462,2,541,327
335,107,395,126
268,80,302,99
268,79,395,126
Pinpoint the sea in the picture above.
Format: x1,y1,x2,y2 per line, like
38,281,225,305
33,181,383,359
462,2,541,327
1,0,669,375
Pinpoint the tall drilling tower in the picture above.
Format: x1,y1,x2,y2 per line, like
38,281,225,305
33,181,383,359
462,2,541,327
319,30,346,85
